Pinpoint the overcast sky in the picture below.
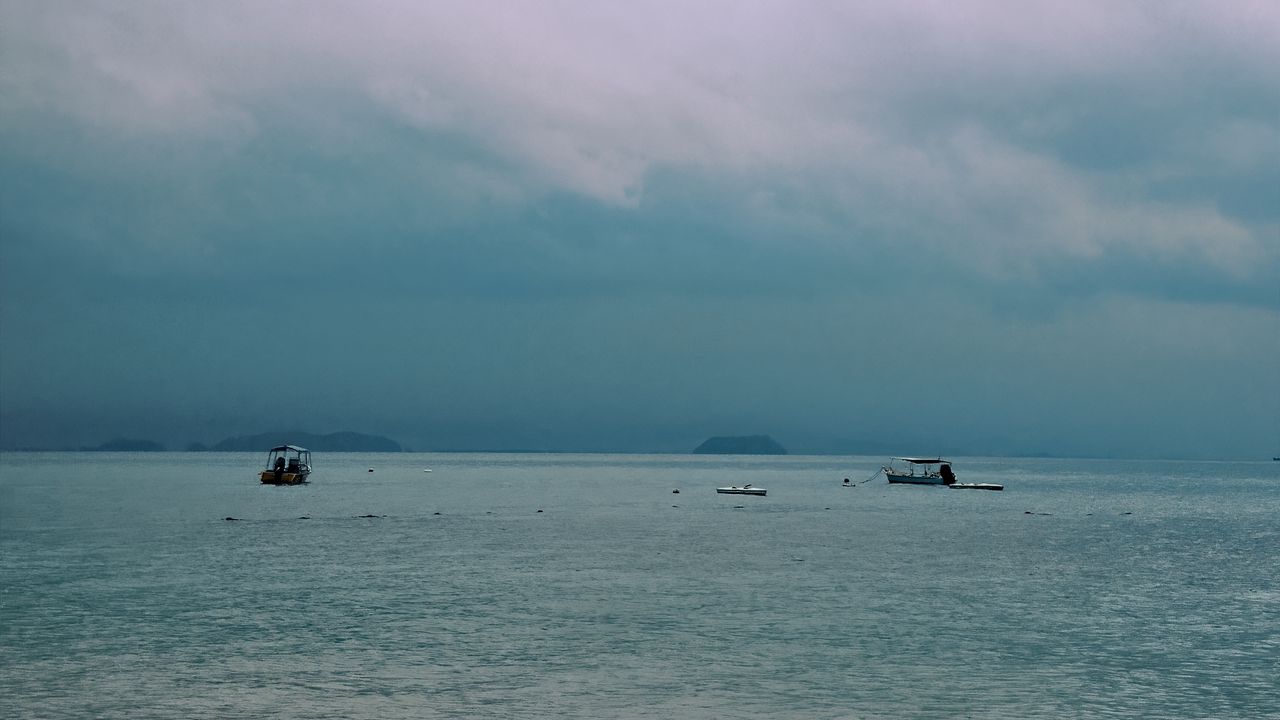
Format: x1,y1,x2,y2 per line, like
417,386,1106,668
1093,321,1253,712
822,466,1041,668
2,1,1277,458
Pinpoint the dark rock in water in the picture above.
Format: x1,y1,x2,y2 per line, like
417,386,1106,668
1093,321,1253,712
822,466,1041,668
356,514,385,518
224,517,240,521
692,435,787,455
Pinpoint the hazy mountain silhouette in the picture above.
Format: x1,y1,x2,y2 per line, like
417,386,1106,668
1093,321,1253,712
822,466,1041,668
207,431,402,452
692,435,787,455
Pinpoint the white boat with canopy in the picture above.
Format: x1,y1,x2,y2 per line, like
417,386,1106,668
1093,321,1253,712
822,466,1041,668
882,457,956,485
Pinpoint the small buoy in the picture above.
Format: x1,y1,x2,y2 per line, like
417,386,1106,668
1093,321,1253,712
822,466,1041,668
224,517,240,522
672,489,680,494
423,469,432,473
536,509,543,513
368,468,374,473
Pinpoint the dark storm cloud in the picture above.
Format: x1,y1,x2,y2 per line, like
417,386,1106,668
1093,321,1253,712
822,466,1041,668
2,1,1277,457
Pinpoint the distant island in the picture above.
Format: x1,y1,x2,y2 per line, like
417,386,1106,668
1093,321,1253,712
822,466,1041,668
202,431,403,452
692,435,787,455
84,438,166,452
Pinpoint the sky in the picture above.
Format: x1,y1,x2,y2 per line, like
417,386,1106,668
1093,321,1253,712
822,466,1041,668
1,1,1277,458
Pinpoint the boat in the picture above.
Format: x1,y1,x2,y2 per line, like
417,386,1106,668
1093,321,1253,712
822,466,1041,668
259,445,312,485
882,457,956,485
716,485,767,496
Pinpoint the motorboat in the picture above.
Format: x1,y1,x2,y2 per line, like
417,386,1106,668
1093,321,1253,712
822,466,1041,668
882,457,956,486
716,485,767,496
260,445,312,485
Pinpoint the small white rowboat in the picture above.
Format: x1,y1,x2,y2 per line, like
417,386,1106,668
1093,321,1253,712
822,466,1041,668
716,485,767,496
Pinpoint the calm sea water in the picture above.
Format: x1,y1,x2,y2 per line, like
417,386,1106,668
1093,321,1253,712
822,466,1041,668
1,452,1277,719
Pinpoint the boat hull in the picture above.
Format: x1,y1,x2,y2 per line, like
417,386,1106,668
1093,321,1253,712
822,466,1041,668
884,470,948,485
260,470,309,485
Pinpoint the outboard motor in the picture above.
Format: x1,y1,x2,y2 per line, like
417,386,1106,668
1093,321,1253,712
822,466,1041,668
940,463,956,485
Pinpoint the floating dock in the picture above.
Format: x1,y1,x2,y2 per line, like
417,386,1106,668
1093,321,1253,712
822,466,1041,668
948,483,1004,491
716,486,767,496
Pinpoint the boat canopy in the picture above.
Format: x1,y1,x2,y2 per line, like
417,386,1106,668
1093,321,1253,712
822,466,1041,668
894,457,946,464
268,445,309,453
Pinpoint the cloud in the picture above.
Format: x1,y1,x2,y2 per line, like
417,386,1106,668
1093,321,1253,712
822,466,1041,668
5,1,1276,300
2,1,1277,455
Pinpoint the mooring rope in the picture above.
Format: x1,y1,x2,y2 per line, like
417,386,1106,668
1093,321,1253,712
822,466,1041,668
844,467,883,486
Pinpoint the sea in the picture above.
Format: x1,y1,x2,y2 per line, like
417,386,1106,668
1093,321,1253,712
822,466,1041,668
1,452,1277,719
